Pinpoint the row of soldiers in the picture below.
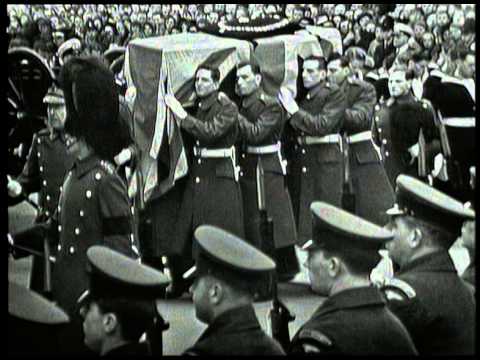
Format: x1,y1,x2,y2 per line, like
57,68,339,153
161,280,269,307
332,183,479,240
9,175,475,355
8,46,475,354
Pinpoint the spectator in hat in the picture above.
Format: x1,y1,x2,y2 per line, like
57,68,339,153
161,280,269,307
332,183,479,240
57,37,82,66
8,282,70,356
393,23,414,60
289,202,417,355
78,246,169,356
181,226,285,355
384,175,475,355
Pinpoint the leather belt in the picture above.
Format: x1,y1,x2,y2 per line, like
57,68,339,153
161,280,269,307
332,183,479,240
193,146,235,158
442,117,475,128
246,142,281,154
347,131,372,144
297,134,342,145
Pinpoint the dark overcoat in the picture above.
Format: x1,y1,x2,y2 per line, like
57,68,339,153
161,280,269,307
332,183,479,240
183,305,285,356
340,77,394,226
290,287,418,355
386,251,475,355
286,82,346,243
238,89,297,249
174,91,244,256
14,129,75,292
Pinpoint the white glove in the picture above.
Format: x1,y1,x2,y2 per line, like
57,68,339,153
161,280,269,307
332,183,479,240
408,143,419,164
114,147,132,166
370,250,394,286
277,87,299,115
165,94,187,120
7,175,22,198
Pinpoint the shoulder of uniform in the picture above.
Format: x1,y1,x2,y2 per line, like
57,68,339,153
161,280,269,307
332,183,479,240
297,328,334,348
259,92,276,105
94,160,116,180
37,129,50,137
217,91,232,105
381,277,416,301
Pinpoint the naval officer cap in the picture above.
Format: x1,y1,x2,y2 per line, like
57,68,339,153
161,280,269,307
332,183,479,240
77,246,169,308
387,175,475,239
302,202,393,272
9,281,69,324
9,282,70,355
183,225,276,293
43,84,65,105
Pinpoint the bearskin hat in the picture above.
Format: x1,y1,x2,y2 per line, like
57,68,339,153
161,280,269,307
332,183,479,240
58,56,121,160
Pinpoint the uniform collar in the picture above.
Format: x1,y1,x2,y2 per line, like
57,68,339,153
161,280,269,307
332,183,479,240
388,93,415,107
198,91,218,111
242,88,262,109
313,286,384,318
199,305,260,341
398,250,457,275
306,82,326,100
73,154,102,178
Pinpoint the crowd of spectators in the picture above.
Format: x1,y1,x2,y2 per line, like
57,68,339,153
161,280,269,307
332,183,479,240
7,4,476,79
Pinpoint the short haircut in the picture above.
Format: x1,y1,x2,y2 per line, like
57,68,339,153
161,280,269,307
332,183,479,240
389,65,415,81
327,53,349,68
196,64,220,83
403,216,456,250
96,298,155,342
237,58,261,75
345,46,367,62
304,56,327,70
322,247,381,276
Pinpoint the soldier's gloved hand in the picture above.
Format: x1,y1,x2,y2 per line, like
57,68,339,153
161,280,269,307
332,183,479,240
278,87,299,115
408,143,419,164
7,175,22,198
165,94,187,121
114,147,132,166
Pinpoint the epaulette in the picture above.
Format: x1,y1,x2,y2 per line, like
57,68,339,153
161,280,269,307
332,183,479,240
381,278,416,301
298,329,333,349
386,98,395,108
217,91,231,105
98,160,115,176
37,128,50,137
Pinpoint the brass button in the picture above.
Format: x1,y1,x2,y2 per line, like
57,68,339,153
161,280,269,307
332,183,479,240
79,210,84,217
95,172,102,181
375,116,380,122
302,167,307,173
385,151,390,157
195,177,200,184
37,138,41,144
131,206,135,215
75,228,80,235
46,195,51,201
43,180,47,186
375,105,380,111
86,190,92,199
39,166,44,172
382,139,387,145
69,246,75,254
197,158,202,164
57,244,62,252
378,128,382,133
301,149,306,154
37,152,41,157
45,211,50,217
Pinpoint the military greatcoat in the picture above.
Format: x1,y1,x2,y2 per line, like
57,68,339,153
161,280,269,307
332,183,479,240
372,93,439,187
174,91,245,256
238,89,297,250
183,305,285,356
386,251,475,355
286,82,346,243
290,287,418,355
340,77,394,225
14,128,75,292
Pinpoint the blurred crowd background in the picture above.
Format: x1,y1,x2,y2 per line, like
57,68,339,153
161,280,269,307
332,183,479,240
7,4,476,77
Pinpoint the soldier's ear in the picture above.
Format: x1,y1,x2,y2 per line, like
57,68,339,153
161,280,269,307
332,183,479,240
209,282,223,305
103,312,119,334
409,228,422,248
327,257,341,277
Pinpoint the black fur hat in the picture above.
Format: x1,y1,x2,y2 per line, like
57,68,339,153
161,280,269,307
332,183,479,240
59,56,121,160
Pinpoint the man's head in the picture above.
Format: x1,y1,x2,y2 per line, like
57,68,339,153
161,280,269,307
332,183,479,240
388,67,412,98
302,56,327,89
236,61,262,97
303,202,393,296
326,55,349,86
185,226,276,325
78,246,169,355
43,85,66,131
345,47,367,74
195,65,220,98
456,47,475,79
385,175,475,268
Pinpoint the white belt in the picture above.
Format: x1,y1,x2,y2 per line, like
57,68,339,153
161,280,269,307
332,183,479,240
298,134,342,145
193,146,235,158
246,142,281,154
347,131,372,144
442,117,475,128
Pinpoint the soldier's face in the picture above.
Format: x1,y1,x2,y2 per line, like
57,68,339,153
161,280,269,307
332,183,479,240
305,249,333,296
81,301,107,353
302,60,326,89
384,217,415,268
195,69,218,98
190,275,215,324
236,65,260,97
47,103,66,130
459,54,476,80
326,60,347,86
388,71,409,98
